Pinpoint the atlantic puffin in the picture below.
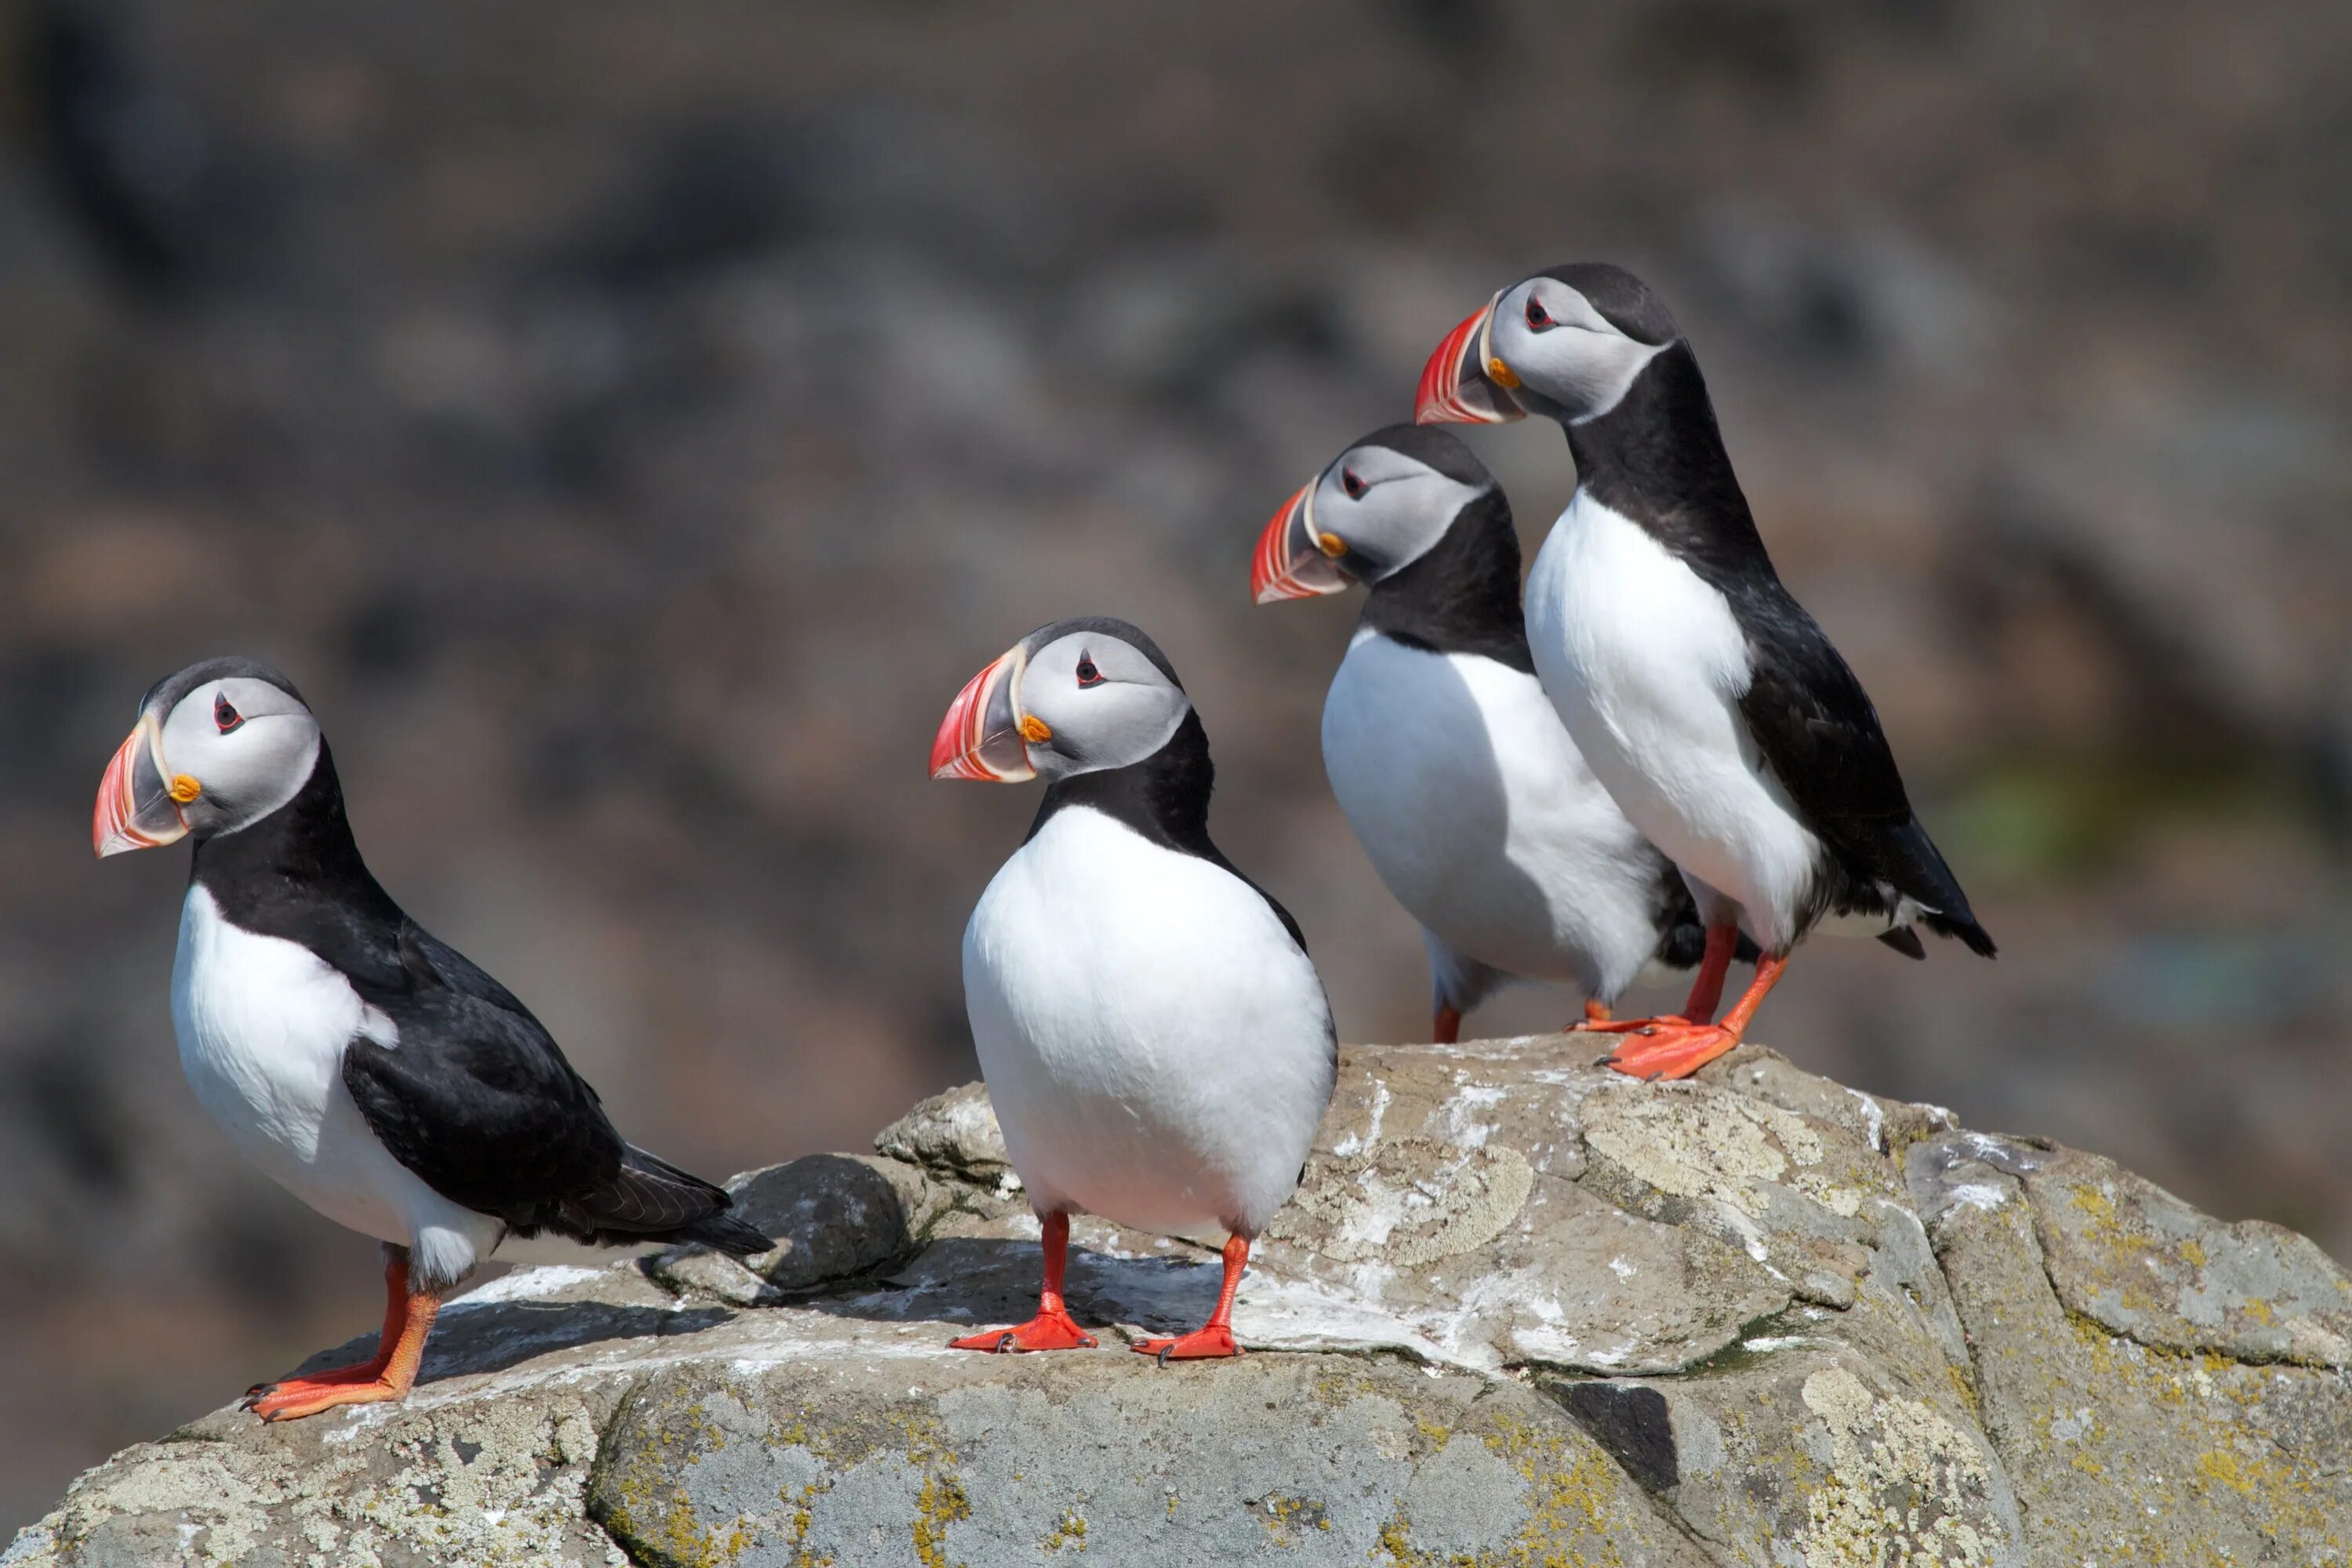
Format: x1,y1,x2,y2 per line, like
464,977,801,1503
1251,423,1742,1043
1415,265,1994,1080
931,618,1336,1359
94,658,773,1420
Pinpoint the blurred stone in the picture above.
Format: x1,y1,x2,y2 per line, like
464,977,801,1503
16,1038,2352,1566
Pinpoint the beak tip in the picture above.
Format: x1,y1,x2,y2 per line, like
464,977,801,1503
930,648,1036,784
1416,299,1525,426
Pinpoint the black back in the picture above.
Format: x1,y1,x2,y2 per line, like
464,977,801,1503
1564,338,1994,955
191,746,767,1256
1027,708,1309,954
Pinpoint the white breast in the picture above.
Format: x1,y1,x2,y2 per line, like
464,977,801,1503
961,807,1335,1240
172,885,501,1283
1524,492,1822,949
1320,631,1674,1004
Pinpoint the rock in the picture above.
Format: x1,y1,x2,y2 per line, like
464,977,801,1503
647,1152,946,1308
12,1038,2352,1567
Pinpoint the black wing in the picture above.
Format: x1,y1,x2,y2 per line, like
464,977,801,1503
1731,582,1994,956
339,923,761,1248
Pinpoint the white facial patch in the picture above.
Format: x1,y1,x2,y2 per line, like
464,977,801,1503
1490,281,1668,425
157,677,323,837
1017,632,1190,779
1316,447,1490,581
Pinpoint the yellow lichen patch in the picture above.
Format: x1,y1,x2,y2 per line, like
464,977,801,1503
1370,1503,1417,1566
2068,1184,2117,1229
1476,1411,1632,1568
2020,1315,2352,1563
913,1471,971,1568
1042,1507,1088,1552
1791,1367,2009,1568
775,1479,834,1568
1255,1494,1330,1545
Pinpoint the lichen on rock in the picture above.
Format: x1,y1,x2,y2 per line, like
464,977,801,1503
9,1040,2350,1568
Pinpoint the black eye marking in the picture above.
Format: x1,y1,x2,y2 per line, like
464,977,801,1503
1076,655,1103,688
213,693,244,734
1341,468,1366,499
1525,296,1553,330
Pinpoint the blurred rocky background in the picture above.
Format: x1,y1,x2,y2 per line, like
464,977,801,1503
0,0,2343,1534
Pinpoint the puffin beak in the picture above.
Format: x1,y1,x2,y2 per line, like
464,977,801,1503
94,713,192,856
1414,291,1525,426
1250,482,1353,604
930,644,1038,782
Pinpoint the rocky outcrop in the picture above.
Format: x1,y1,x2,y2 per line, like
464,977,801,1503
11,1038,2351,1567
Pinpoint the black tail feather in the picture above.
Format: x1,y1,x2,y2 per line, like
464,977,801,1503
673,1210,776,1257
571,1145,775,1254
1884,818,1996,959
1923,909,1998,959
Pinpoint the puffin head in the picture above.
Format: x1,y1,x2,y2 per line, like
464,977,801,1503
94,658,323,856
1416,263,1679,428
930,617,1191,784
1250,424,1498,604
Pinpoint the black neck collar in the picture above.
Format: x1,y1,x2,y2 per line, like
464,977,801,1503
1563,343,1778,588
1027,709,1305,950
1358,488,1534,673
1029,707,1214,852
191,742,400,929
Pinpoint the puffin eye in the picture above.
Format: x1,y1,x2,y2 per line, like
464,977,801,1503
213,694,244,734
1076,658,1103,688
1340,469,1366,499
1525,296,1552,330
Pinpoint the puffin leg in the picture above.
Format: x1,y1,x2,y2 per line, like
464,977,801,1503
1134,1234,1248,1362
1679,922,1739,1025
243,1250,407,1399
1573,922,1740,1034
950,1211,1098,1352
1432,1005,1462,1045
245,1251,441,1421
1602,951,1790,1082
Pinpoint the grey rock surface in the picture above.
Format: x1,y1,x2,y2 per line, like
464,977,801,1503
13,1038,2351,1566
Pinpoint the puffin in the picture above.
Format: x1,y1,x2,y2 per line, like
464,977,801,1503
1414,264,1994,1080
931,617,1336,1359
1251,423,1746,1043
93,658,773,1420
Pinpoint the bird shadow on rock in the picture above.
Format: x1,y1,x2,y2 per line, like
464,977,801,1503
283,1299,736,1391
793,1233,1231,1346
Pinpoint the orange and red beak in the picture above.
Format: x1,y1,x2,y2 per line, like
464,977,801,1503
94,712,191,857
1414,290,1525,426
930,643,1037,782
1250,481,1354,604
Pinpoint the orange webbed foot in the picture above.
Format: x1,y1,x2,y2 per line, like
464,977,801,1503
1599,1020,1740,1081
243,1374,408,1421
949,1308,1098,1353
1131,1323,1240,1363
